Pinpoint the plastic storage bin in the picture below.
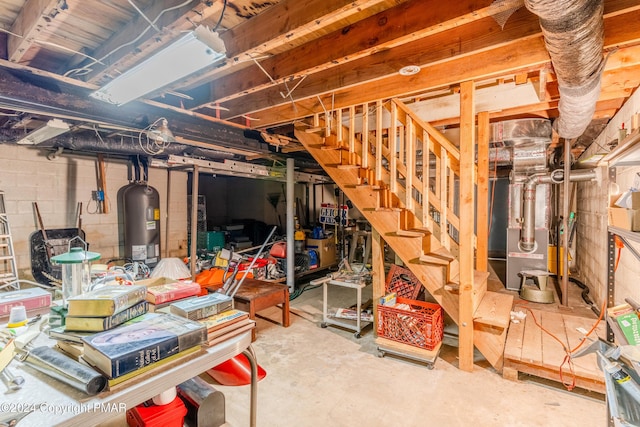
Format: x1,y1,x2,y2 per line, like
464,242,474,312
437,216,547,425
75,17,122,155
377,297,443,350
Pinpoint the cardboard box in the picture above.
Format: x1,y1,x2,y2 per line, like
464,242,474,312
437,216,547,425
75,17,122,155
608,207,640,231
306,238,337,269
632,191,640,209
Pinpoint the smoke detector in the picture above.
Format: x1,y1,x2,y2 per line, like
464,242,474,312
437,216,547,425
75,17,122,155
399,65,420,76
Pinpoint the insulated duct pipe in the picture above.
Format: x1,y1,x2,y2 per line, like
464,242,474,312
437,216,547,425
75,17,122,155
524,0,605,139
520,168,598,252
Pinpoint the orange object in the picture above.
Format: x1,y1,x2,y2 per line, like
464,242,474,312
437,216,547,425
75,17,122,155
195,268,254,295
207,354,266,386
269,242,286,258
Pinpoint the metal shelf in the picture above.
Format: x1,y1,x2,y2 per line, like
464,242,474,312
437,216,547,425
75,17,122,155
608,226,640,244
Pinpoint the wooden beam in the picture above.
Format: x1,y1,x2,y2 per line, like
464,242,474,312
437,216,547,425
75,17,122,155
223,0,391,58
217,6,542,118
221,8,640,127
8,0,61,62
458,80,475,372
203,0,507,105
476,111,490,273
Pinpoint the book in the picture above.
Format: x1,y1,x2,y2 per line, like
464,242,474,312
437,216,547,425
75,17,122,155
49,326,93,344
0,288,51,318
55,340,84,361
206,317,255,341
206,320,256,347
148,296,197,313
616,312,640,345
103,346,202,389
82,312,206,378
145,281,201,304
170,293,233,320
333,308,373,322
67,285,146,317
199,309,249,333
65,301,149,332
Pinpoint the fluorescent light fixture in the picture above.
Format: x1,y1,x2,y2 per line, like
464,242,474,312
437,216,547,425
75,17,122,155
90,25,226,106
16,119,70,145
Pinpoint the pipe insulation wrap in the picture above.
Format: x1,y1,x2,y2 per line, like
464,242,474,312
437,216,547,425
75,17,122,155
525,0,605,139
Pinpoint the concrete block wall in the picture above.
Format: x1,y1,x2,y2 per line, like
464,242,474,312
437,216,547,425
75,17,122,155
577,87,640,307
0,146,188,280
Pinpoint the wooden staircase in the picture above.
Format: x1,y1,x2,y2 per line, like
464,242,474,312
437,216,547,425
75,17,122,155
295,97,513,371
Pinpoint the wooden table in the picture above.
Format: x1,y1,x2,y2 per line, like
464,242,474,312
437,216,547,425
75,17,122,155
232,278,290,341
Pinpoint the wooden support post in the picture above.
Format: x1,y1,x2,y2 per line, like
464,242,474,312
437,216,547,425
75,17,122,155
371,228,385,331
476,111,490,273
459,80,476,372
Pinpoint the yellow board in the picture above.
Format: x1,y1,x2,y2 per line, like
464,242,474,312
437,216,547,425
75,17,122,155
548,245,571,276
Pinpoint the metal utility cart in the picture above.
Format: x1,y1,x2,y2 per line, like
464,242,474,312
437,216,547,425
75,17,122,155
312,260,372,338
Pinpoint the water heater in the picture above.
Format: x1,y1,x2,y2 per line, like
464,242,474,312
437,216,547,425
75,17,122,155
121,183,161,267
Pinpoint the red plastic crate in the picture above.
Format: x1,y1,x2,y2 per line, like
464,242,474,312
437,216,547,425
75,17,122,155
385,265,423,300
126,397,187,427
377,297,443,350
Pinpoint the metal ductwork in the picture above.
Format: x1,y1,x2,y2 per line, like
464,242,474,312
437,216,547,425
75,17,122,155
525,0,605,139
519,168,599,252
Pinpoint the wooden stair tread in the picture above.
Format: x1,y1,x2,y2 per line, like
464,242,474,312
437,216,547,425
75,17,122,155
473,290,514,329
337,164,360,170
394,229,425,237
320,145,343,151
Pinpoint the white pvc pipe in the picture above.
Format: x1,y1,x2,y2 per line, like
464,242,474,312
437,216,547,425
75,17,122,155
286,158,295,293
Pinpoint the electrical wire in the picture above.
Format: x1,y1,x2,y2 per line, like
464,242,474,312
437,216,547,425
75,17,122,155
64,0,196,78
289,281,323,301
514,296,606,391
213,0,228,32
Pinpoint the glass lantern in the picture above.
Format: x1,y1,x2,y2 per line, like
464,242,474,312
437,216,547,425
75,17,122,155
51,237,100,304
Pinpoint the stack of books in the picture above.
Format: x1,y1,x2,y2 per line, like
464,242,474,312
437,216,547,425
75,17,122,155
198,309,255,346
50,285,148,362
65,285,148,332
81,312,207,388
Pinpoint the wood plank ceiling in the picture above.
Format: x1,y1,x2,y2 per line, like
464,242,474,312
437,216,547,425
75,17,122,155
1,0,640,165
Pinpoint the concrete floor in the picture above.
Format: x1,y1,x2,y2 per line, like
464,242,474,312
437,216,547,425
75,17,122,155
217,283,607,427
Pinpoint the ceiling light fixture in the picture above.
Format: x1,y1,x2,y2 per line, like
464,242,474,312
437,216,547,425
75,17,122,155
16,119,70,145
90,25,226,106
399,65,421,76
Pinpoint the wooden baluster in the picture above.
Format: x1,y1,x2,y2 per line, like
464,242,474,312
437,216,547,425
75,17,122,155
361,103,369,169
389,101,398,194
405,115,414,211
375,100,383,187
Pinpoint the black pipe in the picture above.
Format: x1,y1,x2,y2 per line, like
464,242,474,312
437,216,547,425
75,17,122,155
550,274,600,317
